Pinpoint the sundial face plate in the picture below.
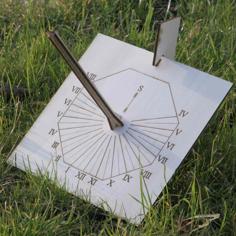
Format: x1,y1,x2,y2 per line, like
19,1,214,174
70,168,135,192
58,69,179,180
8,34,232,224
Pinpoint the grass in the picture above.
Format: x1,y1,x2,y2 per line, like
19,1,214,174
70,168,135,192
0,0,235,235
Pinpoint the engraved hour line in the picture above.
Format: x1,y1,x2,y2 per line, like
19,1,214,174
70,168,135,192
95,135,112,177
81,92,97,106
77,99,97,112
133,121,179,125
123,134,145,165
63,132,105,161
88,145,106,175
59,124,103,131
61,129,103,149
129,134,154,164
82,135,110,172
135,134,161,151
68,109,103,119
65,131,105,163
119,135,128,173
131,121,178,129
59,123,103,129
59,119,103,126
70,104,105,118
66,134,105,168
62,133,100,150
123,136,139,170
124,134,152,164
130,124,175,132
73,97,104,115
135,127,169,138
59,125,102,138
131,116,178,122
62,115,104,122
129,128,165,145
83,138,106,175
59,121,102,124
59,119,103,128
117,146,120,173
59,123,102,132
63,130,104,156
62,132,102,151
126,131,156,156
61,127,103,143
76,97,98,111
139,147,153,164
102,149,111,179
128,127,166,144
79,92,99,107
69,132,107,165
71,100,104,116
67,110,104,121
124,143,135,169
110,136,116,178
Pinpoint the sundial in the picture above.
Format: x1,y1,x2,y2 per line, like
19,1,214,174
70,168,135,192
8,18,232,224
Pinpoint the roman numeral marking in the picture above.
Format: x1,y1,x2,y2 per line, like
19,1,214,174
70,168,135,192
107,179,115,187
72,86,81,94
88,177,97,186
75,171,86,181
51,141,60,149
48,128,58,135
87,72,97,81
142,170,152,179
57,111,63,117
167,142,175,150
64,98,72,106
157,155,168,164
178,109,189,117
175,128,183,136
123,174,133,183
65,167,70,173
55,155,61,162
